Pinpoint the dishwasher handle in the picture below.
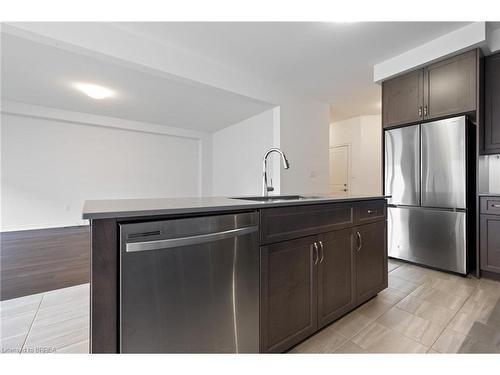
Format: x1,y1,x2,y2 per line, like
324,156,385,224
125,225,259,253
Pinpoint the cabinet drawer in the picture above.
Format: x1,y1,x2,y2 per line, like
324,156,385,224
355,200,387,225
260,203,354,244
480,197,500,215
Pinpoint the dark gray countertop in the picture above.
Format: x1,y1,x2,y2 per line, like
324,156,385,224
478,193,500,197
83,194,390,220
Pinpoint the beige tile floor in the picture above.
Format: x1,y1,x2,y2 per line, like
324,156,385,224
1,260,499,354
292,259,500,353
1,284,89,354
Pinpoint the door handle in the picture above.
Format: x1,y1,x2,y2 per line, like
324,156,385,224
318,241,324,263
356,231,363,252
312,242,319,266
125,225,258,252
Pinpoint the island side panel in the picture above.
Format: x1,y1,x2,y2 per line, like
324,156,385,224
90,218,118,353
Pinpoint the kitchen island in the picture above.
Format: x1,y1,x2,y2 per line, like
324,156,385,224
83,194,389,353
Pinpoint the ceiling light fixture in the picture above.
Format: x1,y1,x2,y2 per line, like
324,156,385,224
74,82,114,99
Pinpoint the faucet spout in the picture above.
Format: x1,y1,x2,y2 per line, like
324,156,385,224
262,148,290,196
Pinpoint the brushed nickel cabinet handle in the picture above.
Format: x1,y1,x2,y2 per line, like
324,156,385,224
367,209,378,215
356,231,362,252
312,242,319,266
318,241,324,264
424,105,428,116
418,106,422,117
492,204,500,208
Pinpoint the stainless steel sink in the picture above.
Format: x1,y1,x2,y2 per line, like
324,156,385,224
231,195,322,202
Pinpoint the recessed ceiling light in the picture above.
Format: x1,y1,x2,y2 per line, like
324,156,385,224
74,82,114,99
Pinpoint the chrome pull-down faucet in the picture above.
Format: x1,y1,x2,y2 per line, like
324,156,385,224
262,148,290,196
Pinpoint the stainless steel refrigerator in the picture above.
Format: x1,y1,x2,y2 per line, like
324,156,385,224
385,116,472,275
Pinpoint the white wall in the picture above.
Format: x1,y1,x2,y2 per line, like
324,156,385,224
4,24,331,196
212,108,279,196
280,100,331,195
0,102,209,231
329,115,382,196
1,25,332,233
212,100,330,198
479,154,500,193
489,155,500,193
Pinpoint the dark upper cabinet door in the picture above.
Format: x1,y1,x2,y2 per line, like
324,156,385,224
484,52,500,154
382,69,424,128
424,49,477,120
354,221,388,305
317,228,355,329
260,235,317,353
480,215,500,274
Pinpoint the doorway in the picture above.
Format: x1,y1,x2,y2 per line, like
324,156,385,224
329,144,350,196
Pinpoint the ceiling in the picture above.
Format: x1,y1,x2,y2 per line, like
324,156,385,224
1,33,274,132
1,22,474,127
117,22,472,121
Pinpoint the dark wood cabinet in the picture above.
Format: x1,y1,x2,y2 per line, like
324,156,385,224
260,235,318,353
480,196,500,277
382,69,424,128
260,200,388,353
424,49,477,120
382,49,479,128
317,228,355,329
480,215,500,274
90,199,388,353
484,52,500,154
354,221,388,304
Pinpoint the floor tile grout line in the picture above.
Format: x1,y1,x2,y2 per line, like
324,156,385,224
426,282,479,353
380,267,477,352
373,304,435,351
20,294,44,353
350,317,430,352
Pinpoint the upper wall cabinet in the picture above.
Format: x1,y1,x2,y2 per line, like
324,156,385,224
382,69,424,128
383,49,479,129
424,49,477,119
484,52,500,154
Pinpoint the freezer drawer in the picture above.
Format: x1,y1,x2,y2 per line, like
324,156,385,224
421,116,466,209
384,124,420,206
388,207,466,274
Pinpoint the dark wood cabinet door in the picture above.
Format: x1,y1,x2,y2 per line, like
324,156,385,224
382,69,424,128
260,235,317,353
354,221,387,305
424,49,477,120
484,52,500,154
480,215,500,274
317,228,355,329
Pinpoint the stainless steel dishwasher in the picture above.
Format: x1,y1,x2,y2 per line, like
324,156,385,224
119,211,260,353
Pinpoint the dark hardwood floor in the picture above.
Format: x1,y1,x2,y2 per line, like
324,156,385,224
0,226,90,301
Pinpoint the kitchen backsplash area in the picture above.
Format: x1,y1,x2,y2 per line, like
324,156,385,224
479,154,500,193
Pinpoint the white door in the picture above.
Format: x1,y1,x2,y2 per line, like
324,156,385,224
329,145,349,196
